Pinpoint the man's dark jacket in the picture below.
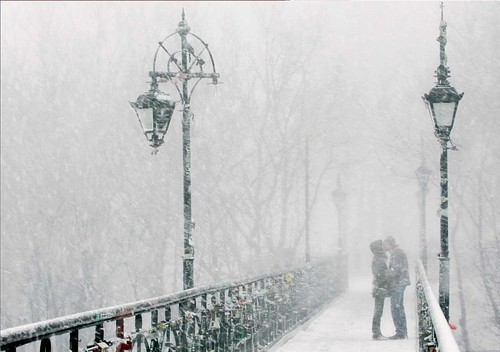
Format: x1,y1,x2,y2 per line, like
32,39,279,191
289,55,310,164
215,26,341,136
388,246,410,287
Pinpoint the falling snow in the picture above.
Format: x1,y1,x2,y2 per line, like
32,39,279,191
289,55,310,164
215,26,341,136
1,2,499,351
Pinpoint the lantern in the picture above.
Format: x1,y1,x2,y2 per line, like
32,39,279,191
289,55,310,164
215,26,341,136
130,88,176,150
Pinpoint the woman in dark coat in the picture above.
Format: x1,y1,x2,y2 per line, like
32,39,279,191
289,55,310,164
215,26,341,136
370,239,391,340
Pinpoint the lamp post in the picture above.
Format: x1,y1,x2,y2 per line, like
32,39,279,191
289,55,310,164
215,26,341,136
332,175,347,289
304,138,311,263
415,161,431,271
130,10,219,290
422,2,463,321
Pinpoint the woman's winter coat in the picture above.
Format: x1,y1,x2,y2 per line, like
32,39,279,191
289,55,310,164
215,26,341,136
370,240,391,298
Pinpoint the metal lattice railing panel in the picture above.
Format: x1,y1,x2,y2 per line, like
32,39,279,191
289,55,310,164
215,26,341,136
1,259,345,352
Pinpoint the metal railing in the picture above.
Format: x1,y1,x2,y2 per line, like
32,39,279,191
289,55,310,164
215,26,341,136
1,259,344,352
416,259,460,352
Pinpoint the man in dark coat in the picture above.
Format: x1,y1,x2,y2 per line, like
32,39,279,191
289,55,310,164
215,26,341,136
384,236,410,340
370,240,390,340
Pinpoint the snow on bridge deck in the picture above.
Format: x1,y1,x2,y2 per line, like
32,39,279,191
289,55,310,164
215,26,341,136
271,276,417,352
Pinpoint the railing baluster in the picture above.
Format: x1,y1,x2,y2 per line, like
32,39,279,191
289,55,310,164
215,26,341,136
178,301,185,352
40,338,51,352
164,306,171,351
165,306,171,321
95,324,104,342
188,297,197,351
200,293,207,352
69,329,79,352
209,294,220,352
151,310,158,328
116,318,124,337
135,314,143,352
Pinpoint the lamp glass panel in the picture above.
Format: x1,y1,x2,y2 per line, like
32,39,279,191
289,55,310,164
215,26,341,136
145,131,154,144
433,102,455,128
156,108,172,134
135,108,154,133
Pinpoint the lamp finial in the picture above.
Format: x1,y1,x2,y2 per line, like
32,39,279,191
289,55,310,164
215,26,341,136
177,8,190,35
436,2,450,86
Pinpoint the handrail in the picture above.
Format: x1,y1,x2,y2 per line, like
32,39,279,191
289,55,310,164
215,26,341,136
1,258,345,352
416,259,460,352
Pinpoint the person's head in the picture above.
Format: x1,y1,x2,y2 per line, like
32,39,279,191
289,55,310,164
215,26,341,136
370,240,385,255
383,236,397,251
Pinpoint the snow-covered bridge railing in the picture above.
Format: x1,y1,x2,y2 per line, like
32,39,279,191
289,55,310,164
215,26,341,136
416,260,460,352
1,259,343,352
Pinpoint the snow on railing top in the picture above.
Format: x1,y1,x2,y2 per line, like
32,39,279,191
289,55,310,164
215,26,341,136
417,260,460,352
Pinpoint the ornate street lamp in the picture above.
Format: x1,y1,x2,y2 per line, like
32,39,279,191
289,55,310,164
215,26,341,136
415,161,431,271
130,84,176,150
422,2,463,321
332,175,347,289
130,10,219,290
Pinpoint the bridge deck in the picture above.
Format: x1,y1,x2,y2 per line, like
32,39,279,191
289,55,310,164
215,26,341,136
272,276,417,351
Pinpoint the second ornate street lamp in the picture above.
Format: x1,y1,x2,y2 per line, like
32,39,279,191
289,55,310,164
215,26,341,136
130,10,219,290
422,2,463,321
332,175,347,289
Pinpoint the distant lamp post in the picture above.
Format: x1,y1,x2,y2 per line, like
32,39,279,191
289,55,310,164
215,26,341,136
130,10,219,290
332,175,347,289
415,162,431,271
422,2,463,321
304,138,311,263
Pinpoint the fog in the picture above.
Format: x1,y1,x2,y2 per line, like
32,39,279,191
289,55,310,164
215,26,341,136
1,2,499,350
